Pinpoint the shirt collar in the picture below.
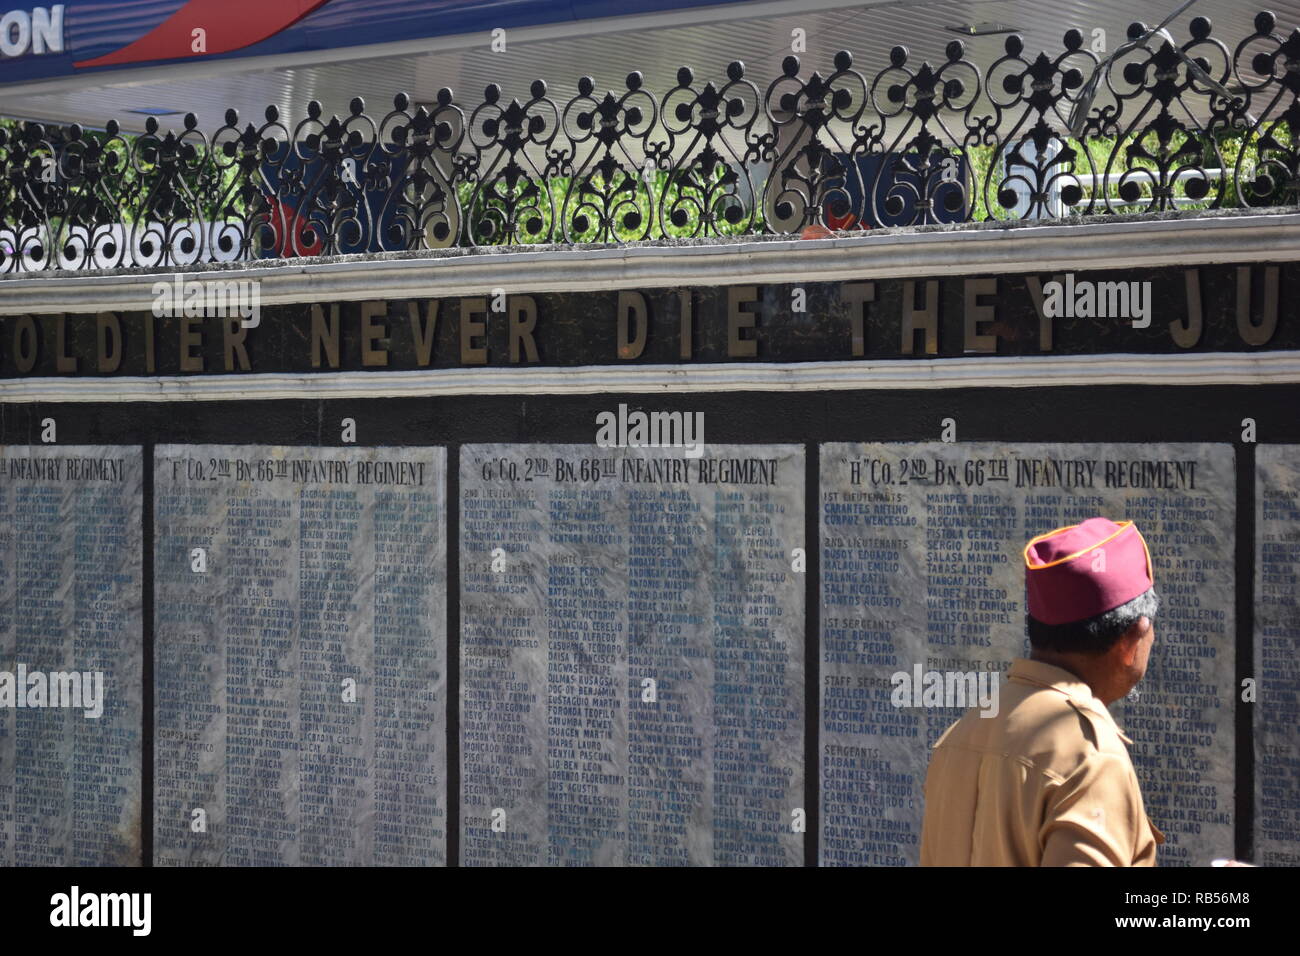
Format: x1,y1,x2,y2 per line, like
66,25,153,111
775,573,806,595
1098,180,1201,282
1007,658,1134,745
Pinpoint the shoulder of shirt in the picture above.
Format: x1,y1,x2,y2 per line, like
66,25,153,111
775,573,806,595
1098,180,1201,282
1005,665,1136,751
1062,697,1134,760
931,681,1133,783
931,713,965,750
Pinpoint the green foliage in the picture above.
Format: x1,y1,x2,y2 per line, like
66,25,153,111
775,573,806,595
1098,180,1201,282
963,121,1293,220
2,109,1294,250
457,163,766,244
0,116,246,235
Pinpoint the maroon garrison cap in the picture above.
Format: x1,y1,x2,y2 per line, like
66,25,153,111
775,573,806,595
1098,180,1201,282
1023,517,1155,626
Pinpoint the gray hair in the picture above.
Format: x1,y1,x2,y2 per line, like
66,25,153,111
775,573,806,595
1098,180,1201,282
1027,587,1159,654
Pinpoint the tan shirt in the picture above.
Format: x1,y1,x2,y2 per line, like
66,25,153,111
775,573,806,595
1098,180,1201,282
919,658,1164,866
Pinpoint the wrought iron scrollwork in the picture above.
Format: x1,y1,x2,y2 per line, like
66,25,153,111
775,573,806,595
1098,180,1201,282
659,61,767,238
983,31,1099,218
1235,11,1300,207
2,10,1298,273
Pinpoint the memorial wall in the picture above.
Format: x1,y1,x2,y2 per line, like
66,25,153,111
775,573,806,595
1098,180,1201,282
0,445,142,866
0,192,1297,870
1256,445,1300,867
0,264,1294,874
459,444,805,865
153,445,447,866
0,401,1291,867
819,442,1237,867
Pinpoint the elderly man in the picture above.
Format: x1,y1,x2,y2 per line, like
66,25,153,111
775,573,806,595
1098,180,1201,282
920,516,1165,866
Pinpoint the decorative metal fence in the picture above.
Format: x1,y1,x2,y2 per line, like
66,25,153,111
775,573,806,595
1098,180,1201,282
1,10,1298,273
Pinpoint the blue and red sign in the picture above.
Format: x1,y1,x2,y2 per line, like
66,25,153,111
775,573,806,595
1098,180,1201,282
0,0,759,86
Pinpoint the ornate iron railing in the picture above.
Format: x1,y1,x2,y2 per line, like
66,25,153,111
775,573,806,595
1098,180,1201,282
1,10,1299,274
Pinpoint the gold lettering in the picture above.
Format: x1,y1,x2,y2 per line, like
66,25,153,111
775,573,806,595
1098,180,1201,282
679,290,693,360
311,303,340,369
617,291,648,360
963,278,997,353
509,295,539,363
96,312,122,373
360,300,389,367
13,315,37,373
179,315,204,372
1025,275,1062,352
409,301,439,366
460,297,488,364
55,314,77,372
1171,269,1202,348
1236,265,1279,346
841,282,875,357
901,280,938,355
223,318,250,371
727,286,758,358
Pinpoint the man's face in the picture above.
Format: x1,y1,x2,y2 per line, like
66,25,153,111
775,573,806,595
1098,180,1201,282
1123,616,1156,694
